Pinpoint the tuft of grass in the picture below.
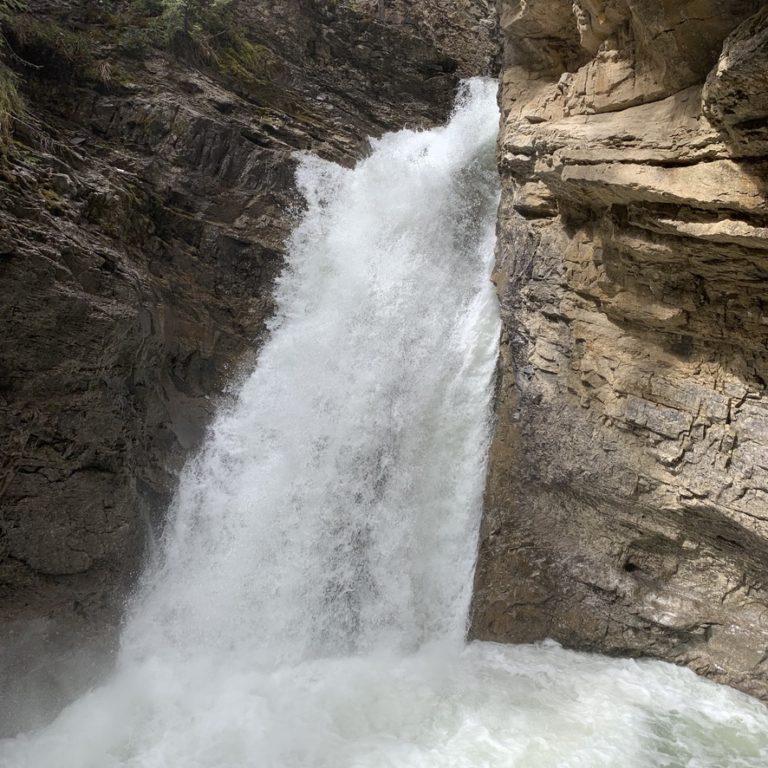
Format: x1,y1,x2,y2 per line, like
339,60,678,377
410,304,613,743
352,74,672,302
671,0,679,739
4,15,129,88
40,185,59,201
212,37,277,87
0,0,26,20
0,63,23,144
0,0,27,145
116,24,153,58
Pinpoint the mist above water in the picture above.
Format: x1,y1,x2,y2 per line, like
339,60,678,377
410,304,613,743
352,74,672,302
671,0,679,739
3,79,768,767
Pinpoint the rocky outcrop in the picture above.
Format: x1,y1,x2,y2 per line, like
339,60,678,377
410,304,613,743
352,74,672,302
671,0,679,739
0,0,498,733
471,0,768,700
703,7,768,156
373,0,499,76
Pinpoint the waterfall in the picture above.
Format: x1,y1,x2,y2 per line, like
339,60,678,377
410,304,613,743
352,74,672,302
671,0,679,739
3,78,768,768
119,77,502,667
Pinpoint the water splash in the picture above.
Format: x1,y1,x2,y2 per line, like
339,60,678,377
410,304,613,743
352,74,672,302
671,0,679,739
3,79,768,767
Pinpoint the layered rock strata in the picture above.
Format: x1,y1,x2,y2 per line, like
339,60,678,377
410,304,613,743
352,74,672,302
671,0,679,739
472,0,768,700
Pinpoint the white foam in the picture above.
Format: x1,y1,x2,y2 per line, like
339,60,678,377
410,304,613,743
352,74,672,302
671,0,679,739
5,642,768,767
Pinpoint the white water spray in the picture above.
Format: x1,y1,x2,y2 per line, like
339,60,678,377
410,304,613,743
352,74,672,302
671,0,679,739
3,79,768,768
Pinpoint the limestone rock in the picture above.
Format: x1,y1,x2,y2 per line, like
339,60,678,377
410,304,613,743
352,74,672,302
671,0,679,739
472,0,768,701
703,6,768,155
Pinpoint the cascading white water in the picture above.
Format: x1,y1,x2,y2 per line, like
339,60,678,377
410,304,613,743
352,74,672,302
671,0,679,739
3,79,768,768
119,78,502,665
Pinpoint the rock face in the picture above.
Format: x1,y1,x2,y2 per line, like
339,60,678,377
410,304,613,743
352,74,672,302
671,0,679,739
0,0,498,733
374,0,499,76
471,0,768,700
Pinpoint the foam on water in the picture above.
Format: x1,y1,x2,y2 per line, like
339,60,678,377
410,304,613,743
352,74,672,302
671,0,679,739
5,641,768,767
3,79,768,767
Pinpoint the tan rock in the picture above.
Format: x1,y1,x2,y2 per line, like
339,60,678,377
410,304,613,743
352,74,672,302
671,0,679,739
473,0,768,702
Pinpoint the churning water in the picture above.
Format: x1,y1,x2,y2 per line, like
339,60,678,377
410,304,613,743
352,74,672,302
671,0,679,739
3,79,768,767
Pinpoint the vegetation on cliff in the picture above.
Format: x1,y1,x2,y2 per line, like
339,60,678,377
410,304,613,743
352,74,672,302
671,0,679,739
0,0,26,141
0,0,278,149
115,0,277,86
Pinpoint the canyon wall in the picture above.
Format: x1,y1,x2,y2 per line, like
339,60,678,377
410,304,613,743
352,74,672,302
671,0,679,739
472,0,768,700
0,0,496,732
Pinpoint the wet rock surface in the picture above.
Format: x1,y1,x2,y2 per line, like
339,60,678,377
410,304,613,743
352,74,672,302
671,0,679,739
471,0,768,701
0,0,498,733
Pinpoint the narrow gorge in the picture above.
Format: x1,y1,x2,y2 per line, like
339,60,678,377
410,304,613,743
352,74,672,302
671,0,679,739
2,0,768,764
